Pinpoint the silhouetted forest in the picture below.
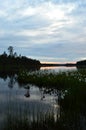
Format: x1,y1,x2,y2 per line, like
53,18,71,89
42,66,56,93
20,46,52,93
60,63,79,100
0,46,41,72
76,60,86,67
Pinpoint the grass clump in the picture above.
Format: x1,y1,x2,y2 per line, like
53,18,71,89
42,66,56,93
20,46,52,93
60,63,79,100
3,107,64,130
18,69,86,90
15,69,86,130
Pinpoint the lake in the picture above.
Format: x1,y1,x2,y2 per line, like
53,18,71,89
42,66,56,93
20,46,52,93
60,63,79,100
41,66,77,72
0,66,85,129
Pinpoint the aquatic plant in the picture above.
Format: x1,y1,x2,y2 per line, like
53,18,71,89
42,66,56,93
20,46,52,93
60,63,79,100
3,105,63,130
3,69,86,130
18,69,86,90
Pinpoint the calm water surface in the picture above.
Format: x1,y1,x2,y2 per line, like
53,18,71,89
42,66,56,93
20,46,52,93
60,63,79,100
0,66,77,128
41,66,77,72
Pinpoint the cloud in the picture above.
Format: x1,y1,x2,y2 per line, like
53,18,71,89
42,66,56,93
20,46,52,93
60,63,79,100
0,0,86,62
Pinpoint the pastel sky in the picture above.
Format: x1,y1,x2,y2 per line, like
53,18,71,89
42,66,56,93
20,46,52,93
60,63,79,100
0,0,86,63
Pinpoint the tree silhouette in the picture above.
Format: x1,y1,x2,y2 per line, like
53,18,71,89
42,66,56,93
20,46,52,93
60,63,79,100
14,52,17,58
2,51,7,57
0,46,41,72
8,46,13,56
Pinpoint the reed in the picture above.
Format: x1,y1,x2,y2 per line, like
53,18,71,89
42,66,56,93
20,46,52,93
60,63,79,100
3,104,63,130
4,69,86,130
18,69,86,89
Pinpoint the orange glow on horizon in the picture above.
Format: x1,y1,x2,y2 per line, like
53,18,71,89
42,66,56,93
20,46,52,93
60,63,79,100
41,61,76,64
40,66,77,70
41,61,61,64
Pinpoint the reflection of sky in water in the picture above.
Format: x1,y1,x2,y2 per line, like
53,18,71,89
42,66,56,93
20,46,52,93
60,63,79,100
0,66,76,128
0,73,60,128
41,66,77,72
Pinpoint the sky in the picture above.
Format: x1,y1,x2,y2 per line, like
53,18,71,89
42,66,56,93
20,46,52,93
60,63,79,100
0,0,86,63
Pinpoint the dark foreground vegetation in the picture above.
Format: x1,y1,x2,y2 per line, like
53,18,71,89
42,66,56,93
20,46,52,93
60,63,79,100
16,69,86,130
4,109,63,130
18,69,86,89
2,69,86,130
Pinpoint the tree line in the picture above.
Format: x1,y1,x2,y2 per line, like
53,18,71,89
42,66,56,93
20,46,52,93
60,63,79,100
0,46,41,72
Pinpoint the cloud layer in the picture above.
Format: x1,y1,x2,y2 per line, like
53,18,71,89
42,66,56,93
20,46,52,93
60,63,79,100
0,0,86,62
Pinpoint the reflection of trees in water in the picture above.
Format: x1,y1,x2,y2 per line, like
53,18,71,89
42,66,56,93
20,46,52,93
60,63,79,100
0,71,17,80
0,72,7,81
8,75,16,88
24,85,30,98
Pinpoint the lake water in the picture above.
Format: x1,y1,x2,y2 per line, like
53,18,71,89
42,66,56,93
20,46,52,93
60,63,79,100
41,66,77,72
0,66,77,129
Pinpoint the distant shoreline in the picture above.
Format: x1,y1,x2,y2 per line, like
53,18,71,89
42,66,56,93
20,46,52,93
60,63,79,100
41,63,76,67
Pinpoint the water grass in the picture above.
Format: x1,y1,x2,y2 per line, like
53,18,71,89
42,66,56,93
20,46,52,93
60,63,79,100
3,69,86,130
18,69,86,90
3,97,86,130
3,104,64,130
17,69,86,129
17,69,86,110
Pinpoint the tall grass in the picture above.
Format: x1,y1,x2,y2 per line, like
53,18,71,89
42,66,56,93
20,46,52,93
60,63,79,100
17,69,86,129
18,69,86,89
3,69,86,130
3,104,63,130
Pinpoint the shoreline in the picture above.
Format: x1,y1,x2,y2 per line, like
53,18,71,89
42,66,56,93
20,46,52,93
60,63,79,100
41,63,76,67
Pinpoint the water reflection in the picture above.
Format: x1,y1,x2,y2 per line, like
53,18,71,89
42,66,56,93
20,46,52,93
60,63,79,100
0,71,61,128
41,66,77,72
24,85,30,98
8,75,16,88
0,67,86,129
